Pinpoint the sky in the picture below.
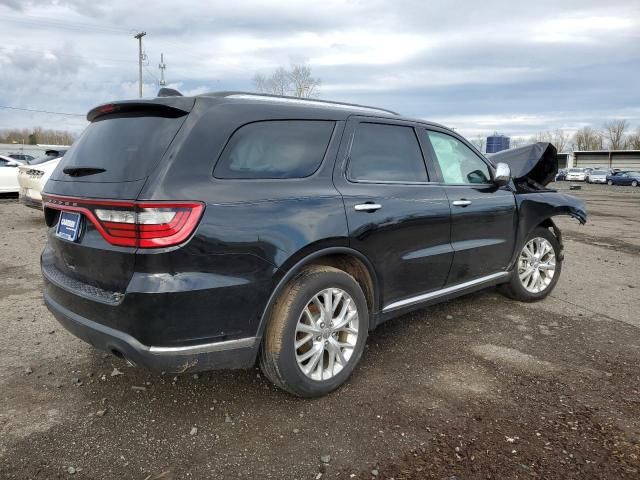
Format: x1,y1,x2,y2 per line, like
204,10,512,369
0,0,639,142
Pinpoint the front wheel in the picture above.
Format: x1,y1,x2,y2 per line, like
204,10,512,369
632,180,638,187
499,227,562,302
607,180,613,185
260,265,369,397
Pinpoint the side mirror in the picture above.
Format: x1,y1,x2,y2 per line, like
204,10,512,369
494,162,511,186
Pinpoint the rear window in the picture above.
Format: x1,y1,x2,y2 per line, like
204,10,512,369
214,120,335,179
53,114,186,182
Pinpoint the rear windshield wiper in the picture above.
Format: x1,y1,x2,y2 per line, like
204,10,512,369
63,167,106,177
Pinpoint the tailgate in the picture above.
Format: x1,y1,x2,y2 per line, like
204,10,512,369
42,98,194,293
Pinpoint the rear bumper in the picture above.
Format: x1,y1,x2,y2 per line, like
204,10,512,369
19,190,43,209
44,291,259,372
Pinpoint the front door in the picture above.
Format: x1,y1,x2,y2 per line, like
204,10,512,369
333,118,453,310
420,128,517,284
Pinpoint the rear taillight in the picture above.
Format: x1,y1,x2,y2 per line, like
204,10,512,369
42,195,204,248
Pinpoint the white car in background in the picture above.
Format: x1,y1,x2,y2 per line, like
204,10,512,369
586,169,609,184
566,168,587,181
17,150,66,208
0,155,22,193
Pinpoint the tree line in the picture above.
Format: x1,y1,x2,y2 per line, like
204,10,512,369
0,127,75,146
476,120,640,153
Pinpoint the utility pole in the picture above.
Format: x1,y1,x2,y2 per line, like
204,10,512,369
158,53,166,87
134,32,146,98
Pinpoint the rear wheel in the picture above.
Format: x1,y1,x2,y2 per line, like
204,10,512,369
632,180,638,187
260,265,368,397
499,227,562,302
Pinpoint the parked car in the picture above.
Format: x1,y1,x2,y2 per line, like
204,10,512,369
18,150,67,208
8,153,35,163
607,171,640,187
566,168,587,181
555,168,568,181
41,92,587,397
0,155,22,193
586,169,609,184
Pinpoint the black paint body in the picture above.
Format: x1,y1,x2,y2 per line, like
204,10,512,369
41,94,587,372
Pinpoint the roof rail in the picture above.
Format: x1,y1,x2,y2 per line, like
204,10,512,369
200,91,399,116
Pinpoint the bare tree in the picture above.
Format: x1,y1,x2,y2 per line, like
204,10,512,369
510,136,526,148
529,131,552,144
253,64,321,98
526,130,568,151
551,129,570,153
0,127,75,145
603,120,628,150
573,126,604,151
472,134,485,153
627,128,640,150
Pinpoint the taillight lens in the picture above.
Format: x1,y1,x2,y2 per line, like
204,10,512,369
43,195,204,248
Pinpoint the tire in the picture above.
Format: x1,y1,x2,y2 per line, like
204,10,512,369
607,180,613,186
260,265,369,397
632,180,638,187
499,227,562,302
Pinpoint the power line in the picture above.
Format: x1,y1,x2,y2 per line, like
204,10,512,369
0,13,133,34
0,45,135,65
144,65,160,83
0,105,85,117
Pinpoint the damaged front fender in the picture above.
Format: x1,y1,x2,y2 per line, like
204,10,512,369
509,191,587,268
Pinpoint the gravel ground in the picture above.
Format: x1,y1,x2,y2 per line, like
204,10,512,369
0,183,639,479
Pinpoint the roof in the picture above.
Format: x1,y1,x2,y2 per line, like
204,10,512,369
573,150,640,154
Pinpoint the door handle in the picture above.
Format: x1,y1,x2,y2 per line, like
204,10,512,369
354,203,382,212
452,199,472,207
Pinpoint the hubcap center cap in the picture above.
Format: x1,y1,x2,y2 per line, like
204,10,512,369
321,328,331,339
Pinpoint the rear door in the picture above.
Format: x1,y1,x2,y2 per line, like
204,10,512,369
43,101,192,292
420,128,517,285
333,117,452,311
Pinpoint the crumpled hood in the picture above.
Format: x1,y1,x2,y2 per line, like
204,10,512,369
488,142,557,187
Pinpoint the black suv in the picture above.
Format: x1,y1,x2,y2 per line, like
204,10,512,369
41,91,586,397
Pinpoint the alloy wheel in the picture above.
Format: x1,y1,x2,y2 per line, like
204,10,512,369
518,237,556,293
294,288,359,381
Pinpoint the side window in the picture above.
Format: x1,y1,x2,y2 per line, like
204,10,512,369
426,131,491,184
348,123,428,182
214,120,335,179
0,159,8,167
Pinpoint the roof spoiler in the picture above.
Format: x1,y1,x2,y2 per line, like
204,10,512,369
86,97,195,122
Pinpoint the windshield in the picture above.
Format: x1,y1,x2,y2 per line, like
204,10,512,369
569,169,583,173
53,113,187,182
591,170,607,175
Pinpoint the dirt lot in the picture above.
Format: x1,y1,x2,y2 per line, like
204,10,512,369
1,183,639,480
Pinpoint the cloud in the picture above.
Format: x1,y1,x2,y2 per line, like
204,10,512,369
0,0,638,140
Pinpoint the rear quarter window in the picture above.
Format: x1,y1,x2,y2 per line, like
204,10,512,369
214,120,335,179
